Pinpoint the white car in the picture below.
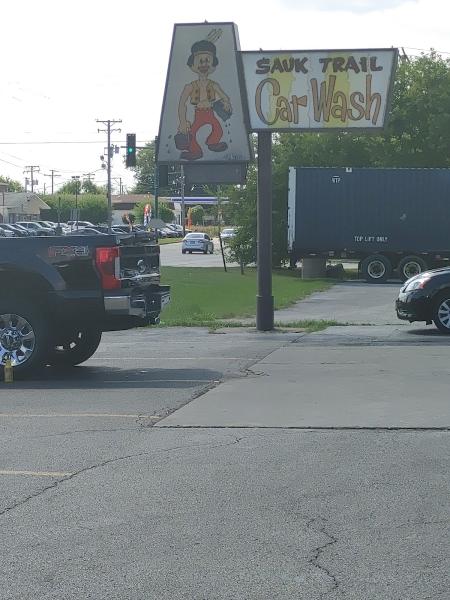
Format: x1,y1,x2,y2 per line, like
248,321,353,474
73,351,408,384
67,220,95,229
182,233,214,254
220,228,236,242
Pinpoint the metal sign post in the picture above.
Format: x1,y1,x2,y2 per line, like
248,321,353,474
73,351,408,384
256,131,274,331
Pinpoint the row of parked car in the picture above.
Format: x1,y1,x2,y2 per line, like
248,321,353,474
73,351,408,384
0,220,187,238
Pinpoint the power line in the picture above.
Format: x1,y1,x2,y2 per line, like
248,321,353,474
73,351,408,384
403,46,450,56
0,157,22,168
0,139,151,145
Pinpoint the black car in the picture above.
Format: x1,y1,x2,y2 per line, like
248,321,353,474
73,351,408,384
396,267,450,333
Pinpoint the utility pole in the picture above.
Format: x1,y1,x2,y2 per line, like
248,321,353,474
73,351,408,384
43,169,61,195
71,176,81,228
114,177,123,195
97,119,122,232
24,166,40,193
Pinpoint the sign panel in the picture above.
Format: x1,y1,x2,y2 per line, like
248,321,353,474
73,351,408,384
157,22,252,164
183,162,247,185
241,49,398,131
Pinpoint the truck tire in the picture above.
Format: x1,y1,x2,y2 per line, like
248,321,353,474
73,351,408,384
0,299,50,378
397,256,428,282
432,291,450,334
48,328,102,367
361,254,392,283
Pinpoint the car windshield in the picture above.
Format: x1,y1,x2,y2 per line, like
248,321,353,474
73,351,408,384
186,234,204,239
222,229,235,234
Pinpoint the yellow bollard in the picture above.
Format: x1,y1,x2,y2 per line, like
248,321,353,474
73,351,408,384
4,359,13,384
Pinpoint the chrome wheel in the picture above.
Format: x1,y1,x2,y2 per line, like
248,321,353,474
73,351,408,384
0,313,36,366
437,300,450,330
403,261,421,279
367,260,386,279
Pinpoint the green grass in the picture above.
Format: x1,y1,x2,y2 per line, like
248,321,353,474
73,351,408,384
159,267,333,326
158,238,181,245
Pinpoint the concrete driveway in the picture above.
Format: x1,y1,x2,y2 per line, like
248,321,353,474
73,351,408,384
274,280,404,325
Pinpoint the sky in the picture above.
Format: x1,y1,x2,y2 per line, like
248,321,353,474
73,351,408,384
1,0,449,194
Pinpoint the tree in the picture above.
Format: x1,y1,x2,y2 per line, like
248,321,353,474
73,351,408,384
190,205,204,225
159,204,175,223
131,143,157,194
81,179,103,194
78,195,108,223
133,200,174,224
58,179,104,195
230,52,450,266
43,194,108,223
0,176,24,192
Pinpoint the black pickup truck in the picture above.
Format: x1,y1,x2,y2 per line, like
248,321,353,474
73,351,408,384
0,234,170,376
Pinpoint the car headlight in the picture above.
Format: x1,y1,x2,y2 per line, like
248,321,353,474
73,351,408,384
403,276,431,292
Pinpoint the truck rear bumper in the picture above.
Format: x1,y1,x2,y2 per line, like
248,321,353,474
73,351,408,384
104,286,170,319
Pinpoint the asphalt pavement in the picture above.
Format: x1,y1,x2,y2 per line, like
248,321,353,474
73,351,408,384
160,238,237,267
1,282,449,599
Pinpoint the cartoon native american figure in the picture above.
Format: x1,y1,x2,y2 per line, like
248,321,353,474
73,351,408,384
176,29,233,160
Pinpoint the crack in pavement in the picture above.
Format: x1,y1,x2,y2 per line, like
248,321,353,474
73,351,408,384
0,436,243,519
34,427,139,439
306,517,339,598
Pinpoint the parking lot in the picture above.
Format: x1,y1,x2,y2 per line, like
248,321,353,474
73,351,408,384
1,283,449,599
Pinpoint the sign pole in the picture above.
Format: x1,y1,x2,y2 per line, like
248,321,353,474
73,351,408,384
181,164,186,237
256,131,274,331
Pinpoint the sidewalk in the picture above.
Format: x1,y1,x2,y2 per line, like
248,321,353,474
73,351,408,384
273,280,402,325
157,324,450,429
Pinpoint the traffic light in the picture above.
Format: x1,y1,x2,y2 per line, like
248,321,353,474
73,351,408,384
126,133,136,167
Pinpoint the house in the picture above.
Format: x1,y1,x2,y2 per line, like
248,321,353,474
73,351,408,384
0,192,51,223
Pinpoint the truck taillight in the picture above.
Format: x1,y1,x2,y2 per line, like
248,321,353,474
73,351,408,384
95,247,121,290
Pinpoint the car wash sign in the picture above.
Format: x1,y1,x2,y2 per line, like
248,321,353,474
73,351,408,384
241,49,397,131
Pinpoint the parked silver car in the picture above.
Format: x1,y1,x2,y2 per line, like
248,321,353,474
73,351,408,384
15,221,55,236
182,232,214,254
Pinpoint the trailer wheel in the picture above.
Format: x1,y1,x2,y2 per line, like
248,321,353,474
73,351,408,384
361,254,392,283
397,256,428,282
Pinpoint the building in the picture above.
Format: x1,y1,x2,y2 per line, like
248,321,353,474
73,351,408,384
0,192,51,223
112,194,154,225
111,194,172,225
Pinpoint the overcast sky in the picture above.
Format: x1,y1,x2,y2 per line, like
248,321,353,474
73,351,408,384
1,0,448,194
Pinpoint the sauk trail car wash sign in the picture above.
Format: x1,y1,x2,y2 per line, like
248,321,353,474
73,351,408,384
240,49,397,131
157,22,398,331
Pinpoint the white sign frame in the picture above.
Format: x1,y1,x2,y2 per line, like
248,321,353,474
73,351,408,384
241,48,398,132
157,22,252,165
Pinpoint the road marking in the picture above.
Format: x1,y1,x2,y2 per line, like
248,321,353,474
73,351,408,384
0,413,159,418
89,357,243,361
97,379,211,383
0,470,73,477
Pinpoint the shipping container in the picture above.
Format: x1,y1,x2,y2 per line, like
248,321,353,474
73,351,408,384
288,167,450,282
